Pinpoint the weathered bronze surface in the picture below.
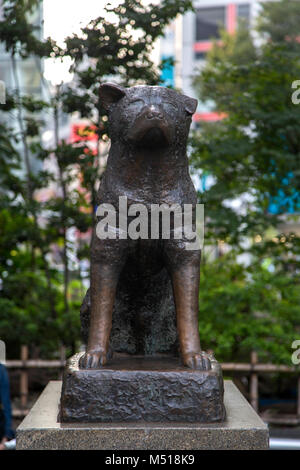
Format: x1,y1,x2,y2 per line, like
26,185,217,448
60,353,226,423
80,83,211,371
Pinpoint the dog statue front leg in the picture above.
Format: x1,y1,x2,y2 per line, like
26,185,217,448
79,262,119,369
167,251,211,371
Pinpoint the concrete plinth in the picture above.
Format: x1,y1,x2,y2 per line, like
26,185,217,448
16,381,269,450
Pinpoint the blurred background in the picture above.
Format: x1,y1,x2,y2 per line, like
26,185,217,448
0,0,299,445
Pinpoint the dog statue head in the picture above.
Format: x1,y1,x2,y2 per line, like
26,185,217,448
99,83,198,150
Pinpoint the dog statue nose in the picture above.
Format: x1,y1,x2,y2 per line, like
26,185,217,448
146,106,163,120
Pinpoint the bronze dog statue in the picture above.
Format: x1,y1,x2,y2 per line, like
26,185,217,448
79,83,211,371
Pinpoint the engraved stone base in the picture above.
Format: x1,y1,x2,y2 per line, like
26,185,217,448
16,381,269,450
59,353,226,423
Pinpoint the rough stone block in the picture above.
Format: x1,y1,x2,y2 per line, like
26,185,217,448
59,353,226,423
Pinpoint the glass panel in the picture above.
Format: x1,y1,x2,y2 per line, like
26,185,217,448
196,7,226,41
19,59,42,94
237,4,250,28
194,52,207,61
0,59,12,86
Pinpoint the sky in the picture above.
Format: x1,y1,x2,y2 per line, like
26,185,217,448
43,0,160,85
43,0,107,84
43,0,117,44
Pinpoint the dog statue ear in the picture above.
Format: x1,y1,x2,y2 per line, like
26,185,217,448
183,95,198,115
99,82,126,110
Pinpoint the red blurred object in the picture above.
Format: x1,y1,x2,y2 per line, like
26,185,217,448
193,112,227,122
227,3,237,34
71,124,98,143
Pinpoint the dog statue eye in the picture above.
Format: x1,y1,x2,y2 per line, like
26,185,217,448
163,102,178,114
127,99,145,111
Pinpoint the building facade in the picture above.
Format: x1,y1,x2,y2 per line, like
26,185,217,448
0,1,44,174
160,0,273,123
0,3,44,101
159,0,300,221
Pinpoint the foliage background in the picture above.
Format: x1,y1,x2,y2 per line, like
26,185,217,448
0,0,299,367
192,0,300,364
0,0,193,358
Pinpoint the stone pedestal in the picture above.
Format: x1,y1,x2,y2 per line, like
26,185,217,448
16,381,269,450
59,353,226,423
